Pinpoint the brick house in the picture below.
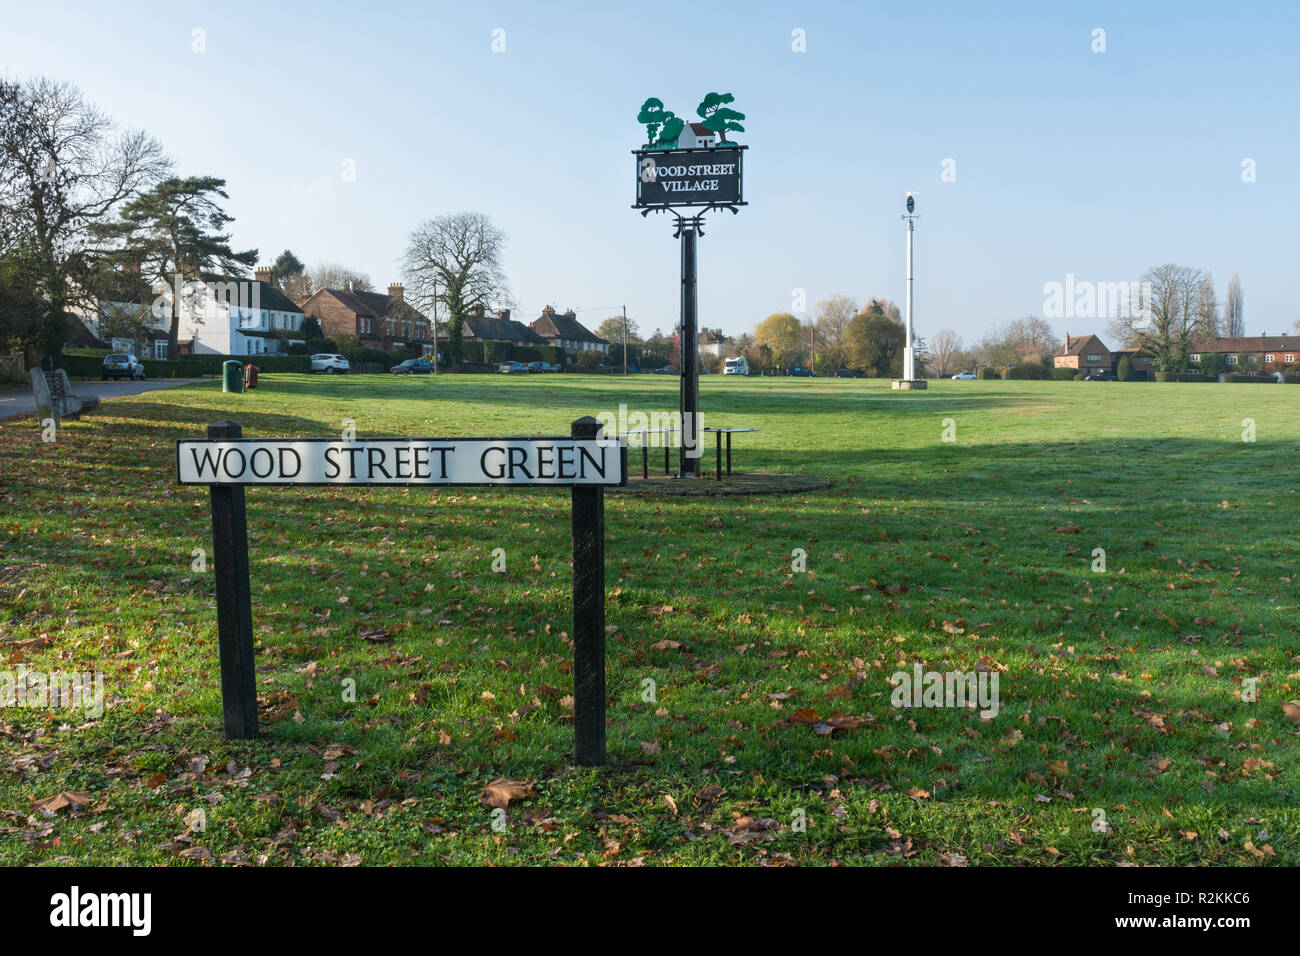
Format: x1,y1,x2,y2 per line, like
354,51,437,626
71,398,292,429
529,306,609,360
1053,333,1112,376
300,283,435,355
1111,346,1156,379
1193,333,1299,373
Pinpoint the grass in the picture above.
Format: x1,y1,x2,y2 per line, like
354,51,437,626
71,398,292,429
1,374,1297,866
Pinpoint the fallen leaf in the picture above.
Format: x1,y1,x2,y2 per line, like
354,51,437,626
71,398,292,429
479,778,533,809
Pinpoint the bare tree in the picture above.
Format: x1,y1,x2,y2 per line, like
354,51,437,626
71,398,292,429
1223,273,1244,338
928,328,964,376
0,76,169,355
1110,264,1203,370
299,262,372,297
1195,272,1219,341
1004,316,1056,360
813,294,856,370
402,213,510,368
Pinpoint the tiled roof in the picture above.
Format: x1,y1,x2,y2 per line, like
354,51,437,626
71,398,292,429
530,310,608,345
1055,334,1108,356
464,314,546,345
1210,335,1298,352
308,288,427,323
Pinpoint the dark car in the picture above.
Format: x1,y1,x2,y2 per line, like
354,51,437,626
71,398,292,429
1085,369,1116,381
391,358,435,375
526,361,558,373
833,368,861,378
102,353,145,381
785,366,814,377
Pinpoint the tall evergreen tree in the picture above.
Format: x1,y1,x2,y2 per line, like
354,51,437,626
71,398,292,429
94,176,256,358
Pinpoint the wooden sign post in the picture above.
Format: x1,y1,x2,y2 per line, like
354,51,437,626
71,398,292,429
179,417,626,766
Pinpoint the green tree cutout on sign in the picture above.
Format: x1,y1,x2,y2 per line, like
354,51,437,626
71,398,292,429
696,92,745,142
638,94,743,149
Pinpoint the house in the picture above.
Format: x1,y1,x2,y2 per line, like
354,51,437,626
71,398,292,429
300,282,435,355
698,328,728,358
70,277,171,358
1193,333,1299,373
1111,346,1156,379
457,306,547,351
679,122,720,149
175,267,307,356
529,306,609,359
1053,333,1112,376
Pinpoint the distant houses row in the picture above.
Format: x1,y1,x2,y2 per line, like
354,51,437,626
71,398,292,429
1055,331,1299,377
72,269,611,363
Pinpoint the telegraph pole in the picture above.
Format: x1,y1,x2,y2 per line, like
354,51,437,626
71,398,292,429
622,304,628,376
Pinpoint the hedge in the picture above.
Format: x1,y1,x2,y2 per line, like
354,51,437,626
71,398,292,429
1005,364,1050,380
976,367,1000,380
1229,373,1279,384
1050,367,1077,380
56,352,311,379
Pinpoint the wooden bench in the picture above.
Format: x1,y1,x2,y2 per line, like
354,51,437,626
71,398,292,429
32,368,100,424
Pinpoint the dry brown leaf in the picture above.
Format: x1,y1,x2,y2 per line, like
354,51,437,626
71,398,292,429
479,778,534,809
31,791,92,814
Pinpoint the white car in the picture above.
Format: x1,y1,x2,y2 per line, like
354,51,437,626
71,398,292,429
951,371,977,380
102,353,145,381
311,353,350,374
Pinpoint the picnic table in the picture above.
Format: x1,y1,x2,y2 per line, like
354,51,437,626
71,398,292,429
703,427,760,480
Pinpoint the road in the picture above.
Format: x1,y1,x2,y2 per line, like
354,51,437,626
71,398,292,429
0,378,204,420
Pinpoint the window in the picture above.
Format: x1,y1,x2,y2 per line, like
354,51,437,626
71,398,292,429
1227,355,1238,365
1189,354,1200,362
1086,353,1102,362
1286,354,1295,364
1265,354,1275,363
154,340,169,360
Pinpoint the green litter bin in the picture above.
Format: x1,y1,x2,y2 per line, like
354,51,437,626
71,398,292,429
222,360,244,394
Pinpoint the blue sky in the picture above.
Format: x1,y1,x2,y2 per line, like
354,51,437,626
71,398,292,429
4,0,1297,341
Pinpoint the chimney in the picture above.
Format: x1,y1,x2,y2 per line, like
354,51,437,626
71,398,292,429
1065,333,1071,349
497,309,511,321
471,303,485,317
543,305,554,316
254,266,272,285
388,283,404,301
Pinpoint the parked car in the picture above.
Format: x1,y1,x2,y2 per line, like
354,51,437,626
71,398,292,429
724,356,749,375
391,358,435,375
311,353,350,374
951,370,977,380
497,361,529,374
526,361,558,373
1085,370,1116,381
832,368,861,378
102,353,145,381
652,366,676,374
785,366,814,377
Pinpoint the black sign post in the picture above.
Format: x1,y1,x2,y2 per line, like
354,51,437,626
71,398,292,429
634,145,746,478
570,416,605,765
181,420,625,766
207,421,258,740
680,226,699,474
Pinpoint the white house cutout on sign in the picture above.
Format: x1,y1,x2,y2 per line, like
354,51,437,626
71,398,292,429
177,437,626,487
